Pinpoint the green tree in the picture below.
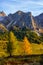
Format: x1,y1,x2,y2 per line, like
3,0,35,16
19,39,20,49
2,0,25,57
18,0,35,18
40,34,43,42
26,31,41,44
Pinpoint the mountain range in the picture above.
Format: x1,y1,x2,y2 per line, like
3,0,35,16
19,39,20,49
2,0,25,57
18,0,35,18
0,11,43,33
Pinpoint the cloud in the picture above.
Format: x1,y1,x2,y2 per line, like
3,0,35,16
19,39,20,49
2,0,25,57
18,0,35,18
0,0,43,16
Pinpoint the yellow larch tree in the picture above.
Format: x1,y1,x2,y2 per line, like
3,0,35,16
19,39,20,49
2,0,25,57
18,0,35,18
23,36,32,55
9,31,25,55
9,31,19,55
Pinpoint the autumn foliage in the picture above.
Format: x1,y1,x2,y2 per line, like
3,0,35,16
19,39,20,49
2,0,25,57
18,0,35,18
0,31,32,57
23,37,32,55
7,32,32,55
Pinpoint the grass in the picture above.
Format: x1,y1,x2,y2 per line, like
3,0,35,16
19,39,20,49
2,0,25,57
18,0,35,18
0,55,41,65
0,40,43,57
32,43,43,54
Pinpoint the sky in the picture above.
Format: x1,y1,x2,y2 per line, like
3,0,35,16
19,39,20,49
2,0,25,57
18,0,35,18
0,0,43,16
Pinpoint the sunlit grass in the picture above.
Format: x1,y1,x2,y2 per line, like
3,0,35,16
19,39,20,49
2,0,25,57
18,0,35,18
0,40,43,57
32,43,43,54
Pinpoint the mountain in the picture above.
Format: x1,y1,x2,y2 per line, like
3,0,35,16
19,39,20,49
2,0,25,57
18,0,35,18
0,11,8,32
35,13,43,28
7,11,37,31
0,11,7,25
35,13,43,33
0,11,6,16
0,10,43,33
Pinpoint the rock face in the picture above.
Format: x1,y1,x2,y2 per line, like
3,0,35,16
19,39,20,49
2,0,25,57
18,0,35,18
35,13,43,33
0,11,7,32
0,11,6,16
0,11,7,26
6,11,37,30
35,13,43,28
0,10,43,33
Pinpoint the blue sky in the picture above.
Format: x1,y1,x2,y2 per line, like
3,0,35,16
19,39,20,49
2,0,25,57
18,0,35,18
0,0,43,16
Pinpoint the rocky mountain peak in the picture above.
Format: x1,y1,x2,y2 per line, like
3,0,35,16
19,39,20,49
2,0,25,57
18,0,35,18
0,11,6,16
16,10,25,15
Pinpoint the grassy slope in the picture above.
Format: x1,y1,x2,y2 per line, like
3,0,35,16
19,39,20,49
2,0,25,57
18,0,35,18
0,40,43,57
32,43,43,54
0,41,8,57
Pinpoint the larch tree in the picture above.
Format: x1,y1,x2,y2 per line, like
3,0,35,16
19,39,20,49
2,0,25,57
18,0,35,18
7,32,13,57
7,31,18,56
9,31,25,55
23,36,32,55
9,31,18,55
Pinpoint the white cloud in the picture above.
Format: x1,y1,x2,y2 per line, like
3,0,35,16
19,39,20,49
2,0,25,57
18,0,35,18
0,0,43,16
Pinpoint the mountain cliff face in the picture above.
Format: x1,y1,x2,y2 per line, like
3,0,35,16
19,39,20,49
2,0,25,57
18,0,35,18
7,11,36,30
0,11,43,33
35,13,43,28
35,13,43,33
0,11,7,25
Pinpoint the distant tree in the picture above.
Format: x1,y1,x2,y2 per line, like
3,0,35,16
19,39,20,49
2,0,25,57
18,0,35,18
26,31,41,44
13,29,25,41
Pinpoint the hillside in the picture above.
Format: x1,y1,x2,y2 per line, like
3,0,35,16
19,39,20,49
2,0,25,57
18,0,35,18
0,31,43,57
0,24,7,32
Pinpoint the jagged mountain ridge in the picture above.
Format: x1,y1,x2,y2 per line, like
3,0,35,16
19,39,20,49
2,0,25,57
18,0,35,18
35,13,43,28
0,11,43,33
0,11,36,30
35,13,43,33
